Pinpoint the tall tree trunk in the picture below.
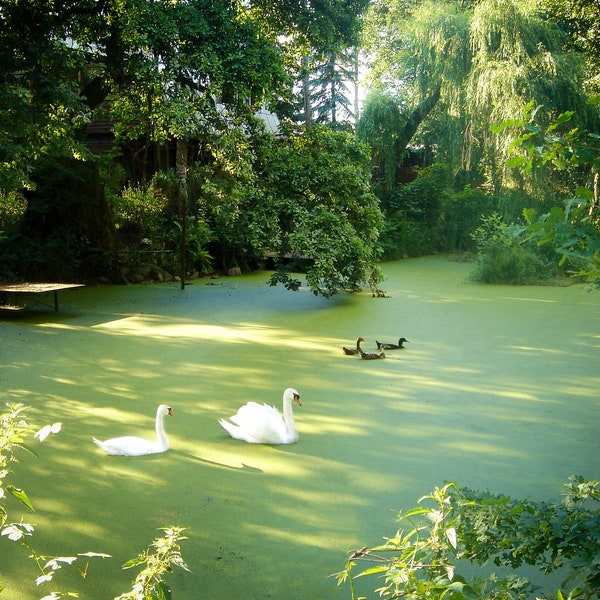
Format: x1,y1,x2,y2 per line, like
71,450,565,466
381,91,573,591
353,49,359,122
176,138,188,289
397,85,441,151
330,79,336,123
590,169,599,218
301,56,313,128
176,138,188,190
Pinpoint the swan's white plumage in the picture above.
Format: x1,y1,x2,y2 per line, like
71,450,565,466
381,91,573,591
93,404,173,456
219,388,301,444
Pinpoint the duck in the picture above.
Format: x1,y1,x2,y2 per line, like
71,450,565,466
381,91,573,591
219,387,301,444
376,337,409,350
92,404,173,456
343,337,363,355
358,338,386,360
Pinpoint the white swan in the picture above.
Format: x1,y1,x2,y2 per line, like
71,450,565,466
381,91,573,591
92,404,173,456
219,388,301,444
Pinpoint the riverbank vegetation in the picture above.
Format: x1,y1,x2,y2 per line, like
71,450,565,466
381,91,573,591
337,477,600,600
1,0,598,294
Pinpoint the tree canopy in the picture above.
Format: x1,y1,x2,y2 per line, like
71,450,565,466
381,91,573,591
360,0,598,194
0,0,294,190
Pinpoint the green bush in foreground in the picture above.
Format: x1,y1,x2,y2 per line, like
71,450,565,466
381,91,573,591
336,477,599,600
0,403,189,599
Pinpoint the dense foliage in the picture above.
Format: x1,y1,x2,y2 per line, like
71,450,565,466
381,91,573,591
337,477,600,600
355,0,599,283
361,0,597,191
0,0,386,296
1,0,599,291
192,124,385,296
480,105,600,286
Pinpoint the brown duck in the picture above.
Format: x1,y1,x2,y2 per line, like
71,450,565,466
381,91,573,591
358,338,386,360
343,337,362,355
376,337,409,350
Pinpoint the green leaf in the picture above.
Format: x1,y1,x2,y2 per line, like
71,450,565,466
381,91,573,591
155,581,172,600
505,156,528,168
7,485,35,512
490,119,524,134
354,565,389,578
575,187,593,201
552,111,574,128
121,556,146,570
403,507,432,518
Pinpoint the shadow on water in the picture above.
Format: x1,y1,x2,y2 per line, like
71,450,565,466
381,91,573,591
1,256,599,599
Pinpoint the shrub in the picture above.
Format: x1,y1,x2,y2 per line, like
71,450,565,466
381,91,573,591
492,104,600,287
0,190,27,231
522,200,600,288
336,477,600,600
439,186,495,251
470,213,557,284
380,211,437,259
387,163,451,226
113,184,170,245
0,191,27,278
194,125,385,296
167,216,214,276
381,164,456,258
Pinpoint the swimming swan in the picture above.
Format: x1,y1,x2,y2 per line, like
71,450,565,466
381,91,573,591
219,388,301,444
92,404,173,456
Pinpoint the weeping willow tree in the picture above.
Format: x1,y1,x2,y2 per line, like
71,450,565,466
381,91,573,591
362,0,596,196
356,90,407,195
465,0,590,194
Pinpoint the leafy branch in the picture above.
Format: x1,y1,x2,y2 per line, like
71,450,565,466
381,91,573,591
336,477,600,600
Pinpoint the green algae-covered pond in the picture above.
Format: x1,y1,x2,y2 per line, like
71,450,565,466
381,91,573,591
1,256,599,599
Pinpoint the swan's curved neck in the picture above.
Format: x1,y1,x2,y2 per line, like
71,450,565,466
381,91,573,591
282,395,296,437
155,411,169,450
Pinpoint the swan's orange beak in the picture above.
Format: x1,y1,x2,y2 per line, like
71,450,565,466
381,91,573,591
168,408,174,416
294,394,301,406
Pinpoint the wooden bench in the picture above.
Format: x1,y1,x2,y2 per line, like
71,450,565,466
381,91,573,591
0,283,85,312
0,303,27,312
